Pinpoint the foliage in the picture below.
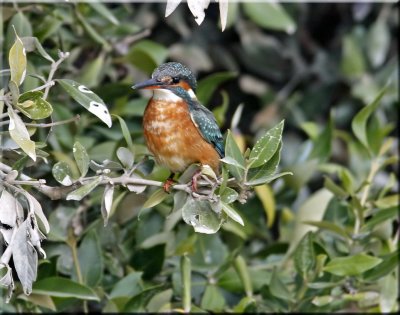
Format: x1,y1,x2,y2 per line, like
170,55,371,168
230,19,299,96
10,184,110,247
0,2,399,313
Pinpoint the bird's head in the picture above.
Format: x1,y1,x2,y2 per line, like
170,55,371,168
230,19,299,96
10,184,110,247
132,62,197,100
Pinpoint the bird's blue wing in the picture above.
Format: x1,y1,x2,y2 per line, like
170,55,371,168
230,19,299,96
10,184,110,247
189,100,225,158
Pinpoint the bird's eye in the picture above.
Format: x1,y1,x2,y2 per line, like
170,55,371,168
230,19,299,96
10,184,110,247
172,77,180,84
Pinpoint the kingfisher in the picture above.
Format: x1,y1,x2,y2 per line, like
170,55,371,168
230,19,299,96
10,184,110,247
132,62,224,191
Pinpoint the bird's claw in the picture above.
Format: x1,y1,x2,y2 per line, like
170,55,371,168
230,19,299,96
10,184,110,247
163,178,176,193
190,170,202,192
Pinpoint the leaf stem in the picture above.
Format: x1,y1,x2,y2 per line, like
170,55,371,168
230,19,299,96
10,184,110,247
360,159,380,207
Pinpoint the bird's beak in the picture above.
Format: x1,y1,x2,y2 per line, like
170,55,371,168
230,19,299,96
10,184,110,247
132,78,164,90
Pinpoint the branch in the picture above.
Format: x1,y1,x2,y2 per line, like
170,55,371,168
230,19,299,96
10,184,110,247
25,115,81,128
43,51,70,100
0,161,196,200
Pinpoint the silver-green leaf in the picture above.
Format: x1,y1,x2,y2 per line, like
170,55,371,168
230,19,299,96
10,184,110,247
57,79,112,127
73,141,90,177
249,120,284,168
66,176,102,201
8,107,36,161
181,197,224,234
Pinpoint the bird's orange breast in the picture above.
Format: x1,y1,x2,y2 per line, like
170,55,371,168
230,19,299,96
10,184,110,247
143,98,220,173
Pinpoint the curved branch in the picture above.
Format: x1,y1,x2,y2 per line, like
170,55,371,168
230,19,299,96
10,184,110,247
0,161,195,200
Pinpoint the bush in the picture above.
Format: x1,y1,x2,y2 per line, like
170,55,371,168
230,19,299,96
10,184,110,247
0,2,398,313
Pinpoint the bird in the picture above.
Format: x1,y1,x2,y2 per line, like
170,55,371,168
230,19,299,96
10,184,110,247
132,62,224,192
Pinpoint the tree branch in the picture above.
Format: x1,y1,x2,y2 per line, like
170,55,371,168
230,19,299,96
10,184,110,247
0,161,197,200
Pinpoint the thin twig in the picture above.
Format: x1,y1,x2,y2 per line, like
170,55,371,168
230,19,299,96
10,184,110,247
0,115,80,128
43,51,70,100
30,81,55,93
25,115,80,128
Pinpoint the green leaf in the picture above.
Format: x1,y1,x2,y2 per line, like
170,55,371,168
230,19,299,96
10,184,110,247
140,231,173,249
221,202,244,226
220,187,238,204
75,9,110,49
110,272,143,299
76,230,103,286
249,120,284,168
197,72,237,105
147,288,173,312
341,34,366,78
117,147,134,169
66,176,102,201
89,2,119,25
323,254,382,276
283,189,333,260
269,267,294,302
312,295,334,307
361,206,398,233
224,130,245,181
73,141,90,177
126,40,168,75
246,171,292,187
20,36,54,62
367,18,390,68
300,121,319,140
52,161,74,186
364,250,399,281
17,91,53,119
9,29,27,86
310,113,333,162
32,277,99,301
8,107,36,161
374,195,399,209
124,284,165,312
246,142,282,186
220,156,246,170
351,87,387,152
243,2,296,34
212,90,229,126
233,255,253,297
57,79,112,127
233,296,256,313
200,285,225,311
6,12,32,52
181,197,223,234
78,53,105,88
323,176,349,199
142,188,168,209
379,273,397,313
17,293,56,311
113,114,134,152
303,220,350,239
254,184,275,228
35,15,62,42
293,232,315,279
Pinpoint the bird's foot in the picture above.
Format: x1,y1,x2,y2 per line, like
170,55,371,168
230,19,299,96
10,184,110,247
163,178,176,193
190,169,202,192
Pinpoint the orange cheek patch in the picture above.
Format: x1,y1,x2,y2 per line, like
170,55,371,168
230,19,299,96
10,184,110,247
173,81,191,91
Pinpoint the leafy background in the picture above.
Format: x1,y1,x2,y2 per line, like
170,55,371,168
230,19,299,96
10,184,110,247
0,1,399,313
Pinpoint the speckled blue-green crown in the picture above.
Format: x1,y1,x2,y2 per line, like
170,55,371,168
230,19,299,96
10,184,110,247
152,62,197,91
